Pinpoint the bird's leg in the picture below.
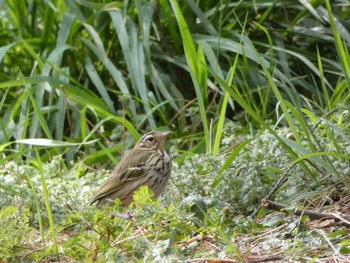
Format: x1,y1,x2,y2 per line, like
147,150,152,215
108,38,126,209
112,211,135,220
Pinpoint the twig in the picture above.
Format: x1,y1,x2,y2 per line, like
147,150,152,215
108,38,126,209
261,199,350,227
252,163,297,217
263,164,297,201
186,254,284,263
311,106,339,132
319,229,337,254
243,254,284,263
330,213,350,227
248,224,287,246
187,258,238,263
178,235,203,246
111,230,144,246
111,220,133,246
252,106,339,218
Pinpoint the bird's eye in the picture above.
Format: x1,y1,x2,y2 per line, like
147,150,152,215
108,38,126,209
146,136,154,142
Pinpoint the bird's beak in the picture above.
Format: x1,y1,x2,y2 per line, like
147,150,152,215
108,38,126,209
158,131,171,150
162,131,171,139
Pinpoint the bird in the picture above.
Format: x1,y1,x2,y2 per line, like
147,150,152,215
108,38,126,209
90,131,172,208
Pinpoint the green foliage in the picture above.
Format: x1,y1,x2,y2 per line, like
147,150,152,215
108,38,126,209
0,206,34,262
133,185,157,208
1,0,350,261
1,0,349,161
1,116,349,260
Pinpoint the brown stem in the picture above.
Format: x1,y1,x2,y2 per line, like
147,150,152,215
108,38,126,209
261,198,350,227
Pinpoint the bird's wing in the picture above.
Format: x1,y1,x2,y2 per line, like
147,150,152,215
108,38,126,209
115,149,153,174
90,168,145,204
90,150,153,204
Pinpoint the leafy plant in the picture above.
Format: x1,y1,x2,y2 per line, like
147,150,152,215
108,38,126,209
1,0,350,261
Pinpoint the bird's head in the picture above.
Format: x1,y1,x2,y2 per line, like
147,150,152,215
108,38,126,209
136,131,171,151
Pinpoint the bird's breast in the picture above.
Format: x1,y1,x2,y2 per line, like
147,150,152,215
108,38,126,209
143,150,172,197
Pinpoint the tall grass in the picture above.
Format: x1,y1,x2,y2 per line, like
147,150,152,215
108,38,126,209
1,0,348,158
1,0,350,261
166,0,350,199
0,0,348,184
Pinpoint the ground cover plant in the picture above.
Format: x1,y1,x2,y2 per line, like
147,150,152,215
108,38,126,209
1,0,350,262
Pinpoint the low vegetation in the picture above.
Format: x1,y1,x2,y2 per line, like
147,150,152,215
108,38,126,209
1,0,350,262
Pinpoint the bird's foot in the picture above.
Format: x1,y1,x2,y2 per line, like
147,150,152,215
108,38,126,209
112,211,135,220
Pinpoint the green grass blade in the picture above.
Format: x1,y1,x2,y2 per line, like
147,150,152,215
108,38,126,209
28,91,53,139
34,149,58,258
85,57,115,113
108,10,156,128
170,0,210,152
25,171,44,239
15,138,99,146
325,0,350,89
0,43,16,63
212,91,229,156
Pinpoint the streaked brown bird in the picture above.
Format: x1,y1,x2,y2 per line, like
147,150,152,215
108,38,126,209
90,131,172,208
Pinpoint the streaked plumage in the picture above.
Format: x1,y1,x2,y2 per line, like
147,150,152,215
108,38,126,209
90,131,172,207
